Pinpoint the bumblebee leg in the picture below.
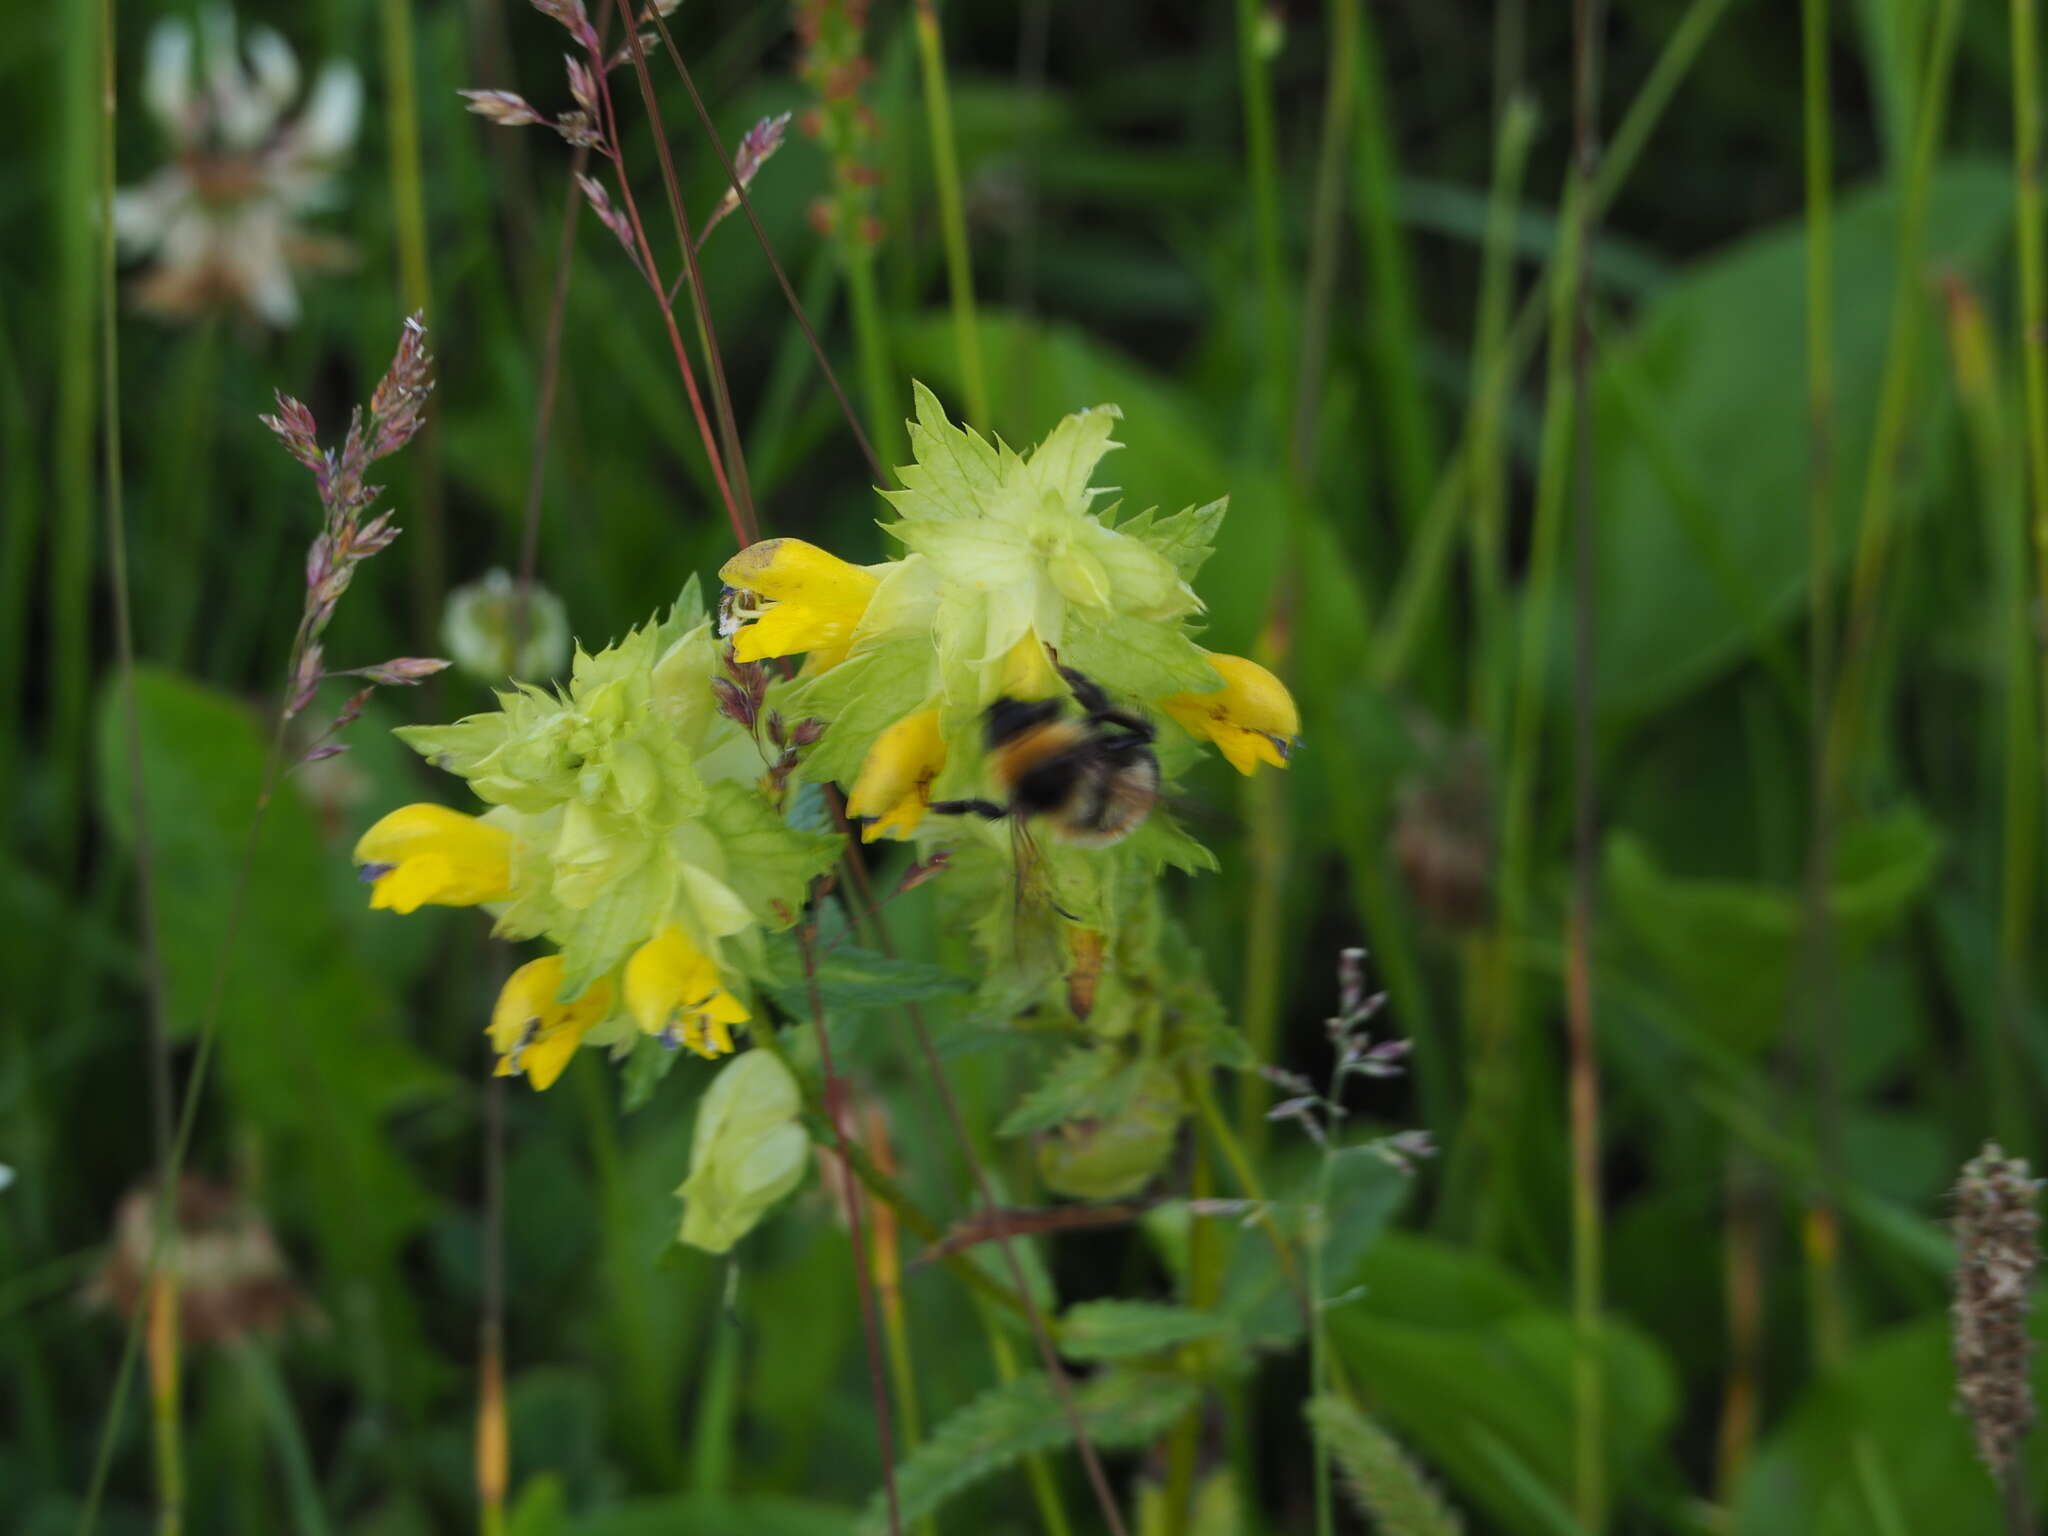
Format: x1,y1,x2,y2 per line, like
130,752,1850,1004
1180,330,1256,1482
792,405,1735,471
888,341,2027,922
1092,710,1156,746
927,797,1008,821
1058,666,1114,714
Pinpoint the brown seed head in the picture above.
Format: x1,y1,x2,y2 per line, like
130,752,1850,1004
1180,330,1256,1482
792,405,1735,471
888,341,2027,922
1953,1143,2041,1476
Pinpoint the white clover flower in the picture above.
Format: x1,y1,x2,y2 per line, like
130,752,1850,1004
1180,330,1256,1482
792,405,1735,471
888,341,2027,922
114,9,360,327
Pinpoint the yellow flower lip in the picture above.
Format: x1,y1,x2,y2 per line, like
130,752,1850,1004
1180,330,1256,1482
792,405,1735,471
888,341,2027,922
352,803,514,913
1160,652,1301,776
625,924,751,1059
718,538,881,670
846,708,948,842
488,956,615,1091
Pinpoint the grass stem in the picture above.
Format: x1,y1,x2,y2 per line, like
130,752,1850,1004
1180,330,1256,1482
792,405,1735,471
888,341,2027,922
913,0,989,431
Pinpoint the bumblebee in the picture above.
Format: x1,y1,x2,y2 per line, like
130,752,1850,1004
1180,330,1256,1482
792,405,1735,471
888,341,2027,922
930,667,1160,847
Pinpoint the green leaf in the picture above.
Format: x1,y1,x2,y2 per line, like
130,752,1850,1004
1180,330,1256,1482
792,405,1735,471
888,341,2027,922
95,668,452,1407
759,935,972,1014
1307,1394,1465,1536
1738,1308,2048,1536
1059,607,1220,700
1058,1299,1231,1361
1133,497,1227,581
998,1048,1132,1137
791,634,936,784
1560,160,2013,717
1330,1236,1679,1536
700,779,844,929
856,1368,1199,1535
1223,1144,1411,1350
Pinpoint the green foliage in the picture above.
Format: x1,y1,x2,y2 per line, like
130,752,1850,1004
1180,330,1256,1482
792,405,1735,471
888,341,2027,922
856,1368,1200,1535
1057,1299,1232,1361
1308,1393,1465,1536
94,669,451,1402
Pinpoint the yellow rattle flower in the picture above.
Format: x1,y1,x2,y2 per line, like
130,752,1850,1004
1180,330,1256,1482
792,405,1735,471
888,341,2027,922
625,924,752,1058
718,538,882,671
1161,652,1300,775
845,709,949,842
352,803,514,913
487,956,616,1090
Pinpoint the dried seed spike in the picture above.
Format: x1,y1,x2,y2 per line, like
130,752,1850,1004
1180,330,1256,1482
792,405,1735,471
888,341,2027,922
1953,1143,2041,1483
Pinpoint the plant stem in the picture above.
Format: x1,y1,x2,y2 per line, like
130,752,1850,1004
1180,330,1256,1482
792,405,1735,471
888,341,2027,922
1566,4,1605,1527
913,0,988,431
99,2,183,1525
2013,0,2048,1153
1350,6,1439,534
1372,0,1738,692
379,0,445,636
1825,0,1965,792
1233,0,1290,432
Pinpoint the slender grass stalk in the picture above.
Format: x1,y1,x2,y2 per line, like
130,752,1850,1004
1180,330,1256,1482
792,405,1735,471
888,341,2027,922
1236,633,1291,1161
610,0,758,538
847,245,898,469
1469,94,1538,735
1233,0,1289,430
2013,0,2048,1145
379,0,445,630
1443,87,1537,1242
1565,4,1606,1527
1942,281,2031,1149
1372,0,1738,692
913,0,988,430
1350,8,1439,534
0,299,35,823
648,19,887,483
52,0,96,883
688,1311,741,1494
1825,0,1966,791
97,5,184,1527
1714,1156,1765,1507
1289,0,1357,478
579,36,747,544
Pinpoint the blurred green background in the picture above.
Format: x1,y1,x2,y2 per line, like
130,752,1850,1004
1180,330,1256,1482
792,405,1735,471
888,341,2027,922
8,0,2048,1531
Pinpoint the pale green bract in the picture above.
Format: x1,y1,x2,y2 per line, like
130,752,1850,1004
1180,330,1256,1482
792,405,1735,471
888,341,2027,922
396,581,842,1002
676,1048,810,1253
796,383,1226,771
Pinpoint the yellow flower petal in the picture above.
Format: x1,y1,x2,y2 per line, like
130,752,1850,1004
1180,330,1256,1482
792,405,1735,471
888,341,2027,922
1160,652,1300,777
487,956,615,1091
719,538,880,667
353,803,514,913
625,924,750,1058
846,709,948,842
995,630,1059,701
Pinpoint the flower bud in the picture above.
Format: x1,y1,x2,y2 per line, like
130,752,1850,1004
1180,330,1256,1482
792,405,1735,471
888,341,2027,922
442,568,571,684
677,1049,810,1253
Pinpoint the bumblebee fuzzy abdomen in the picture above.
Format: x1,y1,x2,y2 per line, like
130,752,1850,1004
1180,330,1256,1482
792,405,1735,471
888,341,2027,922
989,719,1090,803
1056,750,1160,846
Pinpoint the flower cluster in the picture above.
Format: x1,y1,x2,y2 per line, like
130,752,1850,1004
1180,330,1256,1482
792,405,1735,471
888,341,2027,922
353,583,841,1090
719,385,1297,939
115,8,360,327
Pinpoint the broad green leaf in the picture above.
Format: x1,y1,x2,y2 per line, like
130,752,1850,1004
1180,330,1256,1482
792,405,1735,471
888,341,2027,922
1560,161,2011,717
1058,1299,1232,1361
759,935,972,1016
1737,1310,2048,1536
1605,805,1942,1056
856,1368,1199,1535
998,1048,1132,1137
95,668,452,1405
1331,1236,1678,1536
